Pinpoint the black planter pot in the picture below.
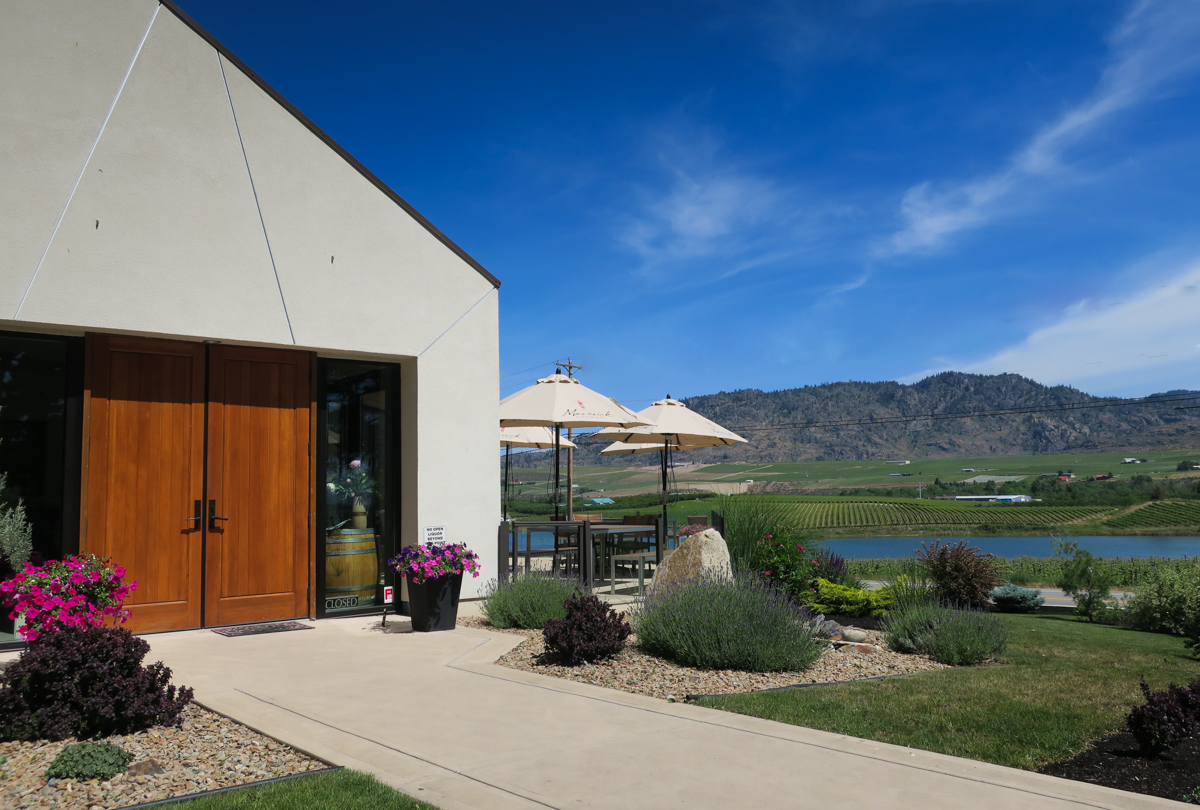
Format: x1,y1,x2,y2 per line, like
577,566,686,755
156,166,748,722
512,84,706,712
405,572,463,632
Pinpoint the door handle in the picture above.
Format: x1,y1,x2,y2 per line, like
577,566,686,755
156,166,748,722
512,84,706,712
187,499,203,529
209,499,229,531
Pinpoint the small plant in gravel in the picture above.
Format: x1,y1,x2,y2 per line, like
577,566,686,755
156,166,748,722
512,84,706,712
0,626,193,741
634,571,825,672
543,594,631,665
917,540,999,609
882,603,1007,666
45,741,133,782
1125,676,1200,757
1182,786,1200,804
799,578,893,618
479,571,579,629
990,583,1045,614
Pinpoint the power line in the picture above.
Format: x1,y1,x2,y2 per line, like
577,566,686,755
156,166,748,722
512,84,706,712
724,392,1200,433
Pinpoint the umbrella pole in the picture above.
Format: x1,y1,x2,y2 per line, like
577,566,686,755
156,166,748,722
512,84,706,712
661,436,669,560
503,444,510,521
553,424,561,521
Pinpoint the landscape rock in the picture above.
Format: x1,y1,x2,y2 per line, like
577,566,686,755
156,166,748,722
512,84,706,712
841,628,868,643
126,759,165,778
648,529,731,593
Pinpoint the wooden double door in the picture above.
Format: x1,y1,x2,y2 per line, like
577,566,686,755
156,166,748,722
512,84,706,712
83,336,313,632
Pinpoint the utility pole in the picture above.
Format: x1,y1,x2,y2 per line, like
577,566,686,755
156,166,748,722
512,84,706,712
557,357,582,520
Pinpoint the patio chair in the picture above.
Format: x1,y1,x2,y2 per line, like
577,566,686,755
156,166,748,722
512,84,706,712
550,519,582,578
686,515,710,527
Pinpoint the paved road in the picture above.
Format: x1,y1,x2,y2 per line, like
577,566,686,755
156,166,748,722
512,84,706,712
862,581,1127,608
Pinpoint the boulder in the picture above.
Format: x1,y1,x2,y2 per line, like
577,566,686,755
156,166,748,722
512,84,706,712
649,528,731,593
841,627,868,643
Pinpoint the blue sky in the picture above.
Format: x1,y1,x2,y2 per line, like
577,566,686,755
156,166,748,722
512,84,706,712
182,0,1200,406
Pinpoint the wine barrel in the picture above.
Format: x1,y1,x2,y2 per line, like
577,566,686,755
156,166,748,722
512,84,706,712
325,529,377,609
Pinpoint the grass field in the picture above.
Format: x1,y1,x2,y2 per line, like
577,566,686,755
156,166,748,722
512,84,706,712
694,614,1200,770
506,447,1200,498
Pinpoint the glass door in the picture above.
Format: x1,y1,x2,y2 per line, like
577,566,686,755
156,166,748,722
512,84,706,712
318,360,397,617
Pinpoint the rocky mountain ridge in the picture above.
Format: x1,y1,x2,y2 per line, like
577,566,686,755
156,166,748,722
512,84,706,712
511,372,1200,466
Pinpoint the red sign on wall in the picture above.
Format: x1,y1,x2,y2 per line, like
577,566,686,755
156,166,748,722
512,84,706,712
383,586,394,604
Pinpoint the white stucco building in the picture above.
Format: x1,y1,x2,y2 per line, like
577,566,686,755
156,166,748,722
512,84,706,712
0,0,499,642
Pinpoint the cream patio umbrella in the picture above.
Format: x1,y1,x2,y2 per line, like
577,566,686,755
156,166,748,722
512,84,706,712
500,372,646,519
594,397,747,534
500,426,575,520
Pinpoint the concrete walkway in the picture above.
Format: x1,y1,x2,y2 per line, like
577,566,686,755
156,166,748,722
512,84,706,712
137,614,1177,810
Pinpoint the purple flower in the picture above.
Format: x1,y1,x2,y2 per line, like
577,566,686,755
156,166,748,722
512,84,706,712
349,459,362,469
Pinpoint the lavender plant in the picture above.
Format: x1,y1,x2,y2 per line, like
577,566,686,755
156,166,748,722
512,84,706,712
633,571,824,672
882,602,1007,665
479,571,579,629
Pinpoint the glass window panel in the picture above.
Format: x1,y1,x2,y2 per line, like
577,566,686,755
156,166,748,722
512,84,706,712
0,333,76,643
321,360,395,615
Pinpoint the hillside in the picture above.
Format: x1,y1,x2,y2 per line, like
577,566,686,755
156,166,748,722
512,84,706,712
512,372,1200,466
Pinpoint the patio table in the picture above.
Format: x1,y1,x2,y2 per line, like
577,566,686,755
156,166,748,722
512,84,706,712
501,520,662,590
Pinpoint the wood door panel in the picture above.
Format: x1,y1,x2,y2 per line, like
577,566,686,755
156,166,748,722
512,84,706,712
205,346,311,626
84,336,205,633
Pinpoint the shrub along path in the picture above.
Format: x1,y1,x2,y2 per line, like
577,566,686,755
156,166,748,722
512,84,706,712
695,615,1200,775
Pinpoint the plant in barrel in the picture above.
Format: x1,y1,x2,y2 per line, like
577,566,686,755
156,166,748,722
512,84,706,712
330,459,380,530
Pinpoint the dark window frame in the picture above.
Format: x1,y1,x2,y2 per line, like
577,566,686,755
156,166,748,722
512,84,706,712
315,357,401,619
0,330,83,651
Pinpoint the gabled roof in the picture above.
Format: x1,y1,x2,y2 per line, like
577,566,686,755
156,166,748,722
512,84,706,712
160,0,499,289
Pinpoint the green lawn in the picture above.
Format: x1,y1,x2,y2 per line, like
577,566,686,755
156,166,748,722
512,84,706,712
179,769,441,810
694,615,1200,770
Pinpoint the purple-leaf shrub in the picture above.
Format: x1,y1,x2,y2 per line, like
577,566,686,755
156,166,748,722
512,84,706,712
0,626,193,742
917,540,999,609
543,594,630,665
1126,676,1200,756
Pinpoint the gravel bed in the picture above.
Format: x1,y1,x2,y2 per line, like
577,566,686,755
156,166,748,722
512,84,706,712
457,617,948,700
0,703,325,809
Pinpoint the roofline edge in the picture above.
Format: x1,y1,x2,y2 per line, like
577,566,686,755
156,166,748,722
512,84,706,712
158,0,501,288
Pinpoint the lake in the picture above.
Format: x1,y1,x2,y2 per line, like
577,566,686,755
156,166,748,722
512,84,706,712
826,536,1200,560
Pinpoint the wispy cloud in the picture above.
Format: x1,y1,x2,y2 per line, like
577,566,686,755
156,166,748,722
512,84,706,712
902,256,1200,394
617,127,847,283
885,0,1200,257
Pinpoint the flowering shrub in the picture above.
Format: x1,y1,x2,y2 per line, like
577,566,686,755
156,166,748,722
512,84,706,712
388,542,481,585
0,555,136,641
678,523,707,540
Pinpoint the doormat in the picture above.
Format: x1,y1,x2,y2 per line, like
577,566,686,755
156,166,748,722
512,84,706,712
211,622,314,638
